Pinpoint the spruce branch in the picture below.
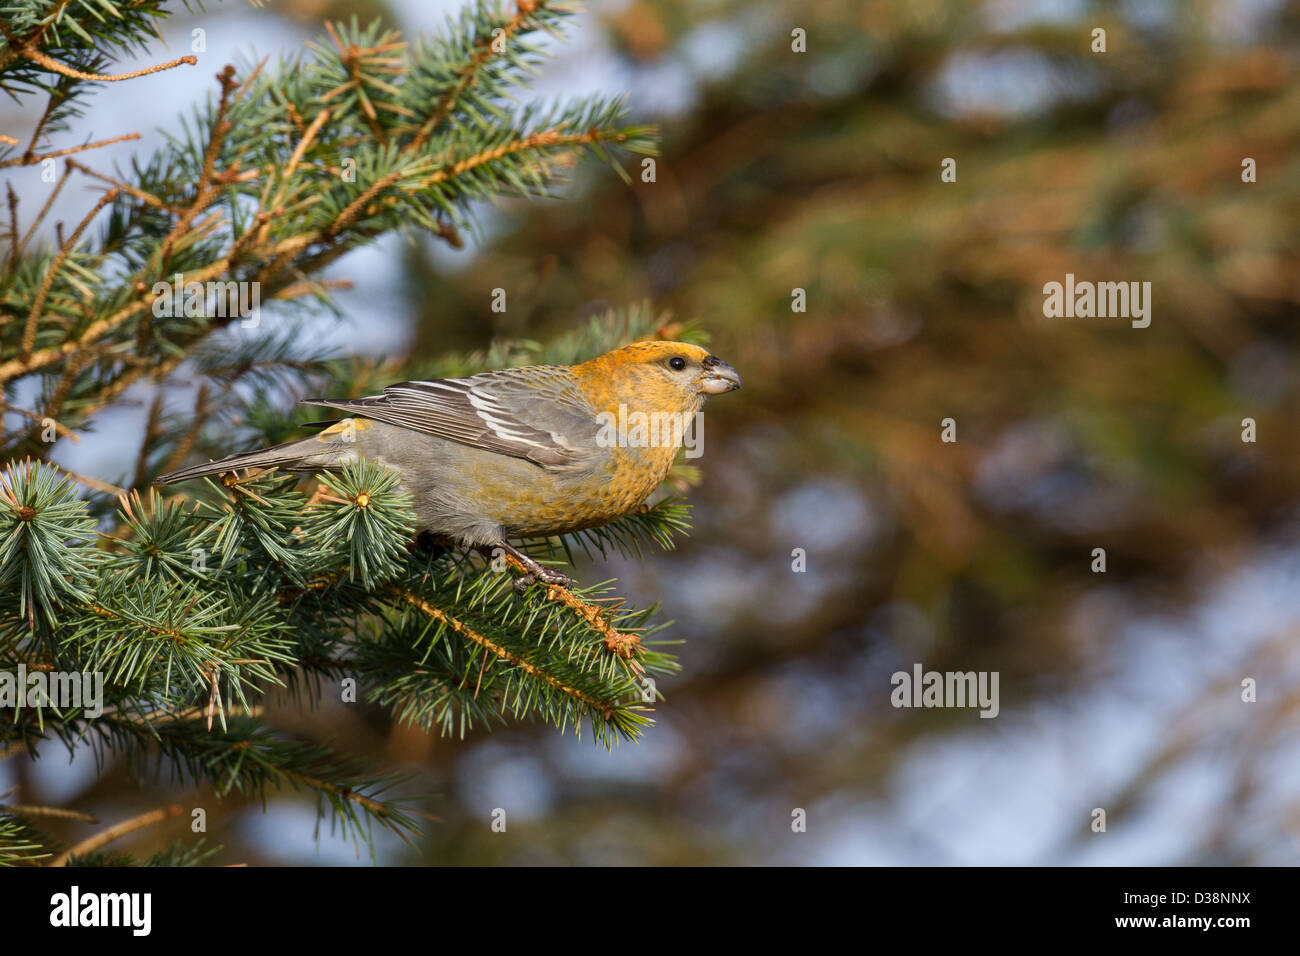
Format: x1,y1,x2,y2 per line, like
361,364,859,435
0,811,50,865
21,184,118,359
0,2,696,858
394,585,620,719
0,459,102,628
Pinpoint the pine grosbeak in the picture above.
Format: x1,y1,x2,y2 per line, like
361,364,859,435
158,341,741,587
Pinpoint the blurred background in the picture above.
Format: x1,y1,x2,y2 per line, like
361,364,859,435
4,0,1300,864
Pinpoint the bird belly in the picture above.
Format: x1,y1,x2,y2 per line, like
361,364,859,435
356,427,674,544
490,448,672,537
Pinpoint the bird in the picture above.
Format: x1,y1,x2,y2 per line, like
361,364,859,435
156,340,742,588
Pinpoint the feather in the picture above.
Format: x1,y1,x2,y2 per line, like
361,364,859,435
300,366,601,467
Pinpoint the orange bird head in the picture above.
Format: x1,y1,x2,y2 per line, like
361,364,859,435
575,341,742,417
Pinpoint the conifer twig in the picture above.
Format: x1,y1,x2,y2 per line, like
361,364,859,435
14,160,72,256
20,186,118,360
50,463,124,497
501,553,643,661
48,805,184,867
22,47,196,83
0,804,99,824
66,158,176,212
393,586,615,719
408,0,551,152
0,133,141,169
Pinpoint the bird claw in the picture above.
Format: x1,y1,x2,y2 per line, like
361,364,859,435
484,542,575,593
512,566,574,592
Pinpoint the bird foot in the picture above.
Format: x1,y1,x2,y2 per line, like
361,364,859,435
511,565,574,593
481,542,575,592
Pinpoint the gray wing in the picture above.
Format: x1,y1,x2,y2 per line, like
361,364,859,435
300,365,601,467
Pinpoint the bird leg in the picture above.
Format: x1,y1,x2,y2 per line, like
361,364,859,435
483,541,575,592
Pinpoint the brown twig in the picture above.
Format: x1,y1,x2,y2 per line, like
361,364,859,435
5,182,18,262
500,554,643,662
425,128,617,185
277,768,413,837
3,405,80,443
20,187,118,361
50,463,124,497
22,84,67,161
66,158,175,212
48,804,183,867
14,160,72,257
0,133,141,169
0,804,99,824
24,48,196,83
27,350,88,456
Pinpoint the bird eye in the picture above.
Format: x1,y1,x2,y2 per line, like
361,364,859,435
669,356,687,371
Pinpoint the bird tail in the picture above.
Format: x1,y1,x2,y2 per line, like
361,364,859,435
155,437,319,485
